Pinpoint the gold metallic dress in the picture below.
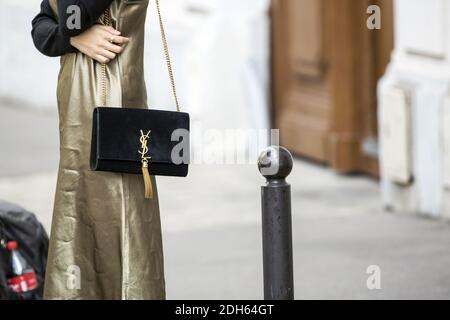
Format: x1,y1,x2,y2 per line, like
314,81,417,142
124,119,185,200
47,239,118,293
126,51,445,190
44,0,165,300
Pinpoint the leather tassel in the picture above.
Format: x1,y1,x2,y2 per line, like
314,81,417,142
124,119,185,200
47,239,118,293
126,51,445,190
142,162,153,199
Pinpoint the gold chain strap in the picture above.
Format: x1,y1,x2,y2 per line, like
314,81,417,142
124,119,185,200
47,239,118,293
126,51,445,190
155,0,180,112
100,1,181,112
100,8,111,107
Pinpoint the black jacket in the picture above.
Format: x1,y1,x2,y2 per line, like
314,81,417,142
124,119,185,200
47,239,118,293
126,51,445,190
31,0,114,57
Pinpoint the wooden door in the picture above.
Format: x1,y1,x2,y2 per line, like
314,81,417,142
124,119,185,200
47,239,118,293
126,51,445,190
271,0,394,176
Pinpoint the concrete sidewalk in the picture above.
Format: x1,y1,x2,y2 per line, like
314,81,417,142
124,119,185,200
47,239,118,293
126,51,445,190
1,104,450,299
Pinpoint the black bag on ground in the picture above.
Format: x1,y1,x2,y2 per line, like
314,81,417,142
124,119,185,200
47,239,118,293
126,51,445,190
0,200,49,300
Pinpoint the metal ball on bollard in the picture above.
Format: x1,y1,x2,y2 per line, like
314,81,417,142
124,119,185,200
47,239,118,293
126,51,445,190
258,146,294,300
258,146,293,181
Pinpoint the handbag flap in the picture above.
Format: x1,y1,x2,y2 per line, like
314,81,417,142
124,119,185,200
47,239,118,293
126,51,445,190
94,107,190,164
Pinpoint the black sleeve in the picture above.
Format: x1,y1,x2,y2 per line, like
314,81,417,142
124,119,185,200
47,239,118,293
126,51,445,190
57,0,114,37
31,0,76,57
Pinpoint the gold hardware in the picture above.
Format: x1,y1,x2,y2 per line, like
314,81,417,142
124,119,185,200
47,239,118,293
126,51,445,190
139,130,151,163
100,8,111,107
139,130,153,199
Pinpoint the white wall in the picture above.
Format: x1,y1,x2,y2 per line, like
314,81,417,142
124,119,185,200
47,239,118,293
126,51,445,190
378,0,450,217
0,0,60,110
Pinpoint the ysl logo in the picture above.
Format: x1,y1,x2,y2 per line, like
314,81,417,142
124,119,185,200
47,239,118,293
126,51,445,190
138,130,151,164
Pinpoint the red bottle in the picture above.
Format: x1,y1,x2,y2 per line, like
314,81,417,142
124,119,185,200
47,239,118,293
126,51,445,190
5,241,38,295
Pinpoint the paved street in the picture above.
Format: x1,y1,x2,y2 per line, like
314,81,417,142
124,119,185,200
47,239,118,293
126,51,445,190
1,103,450,299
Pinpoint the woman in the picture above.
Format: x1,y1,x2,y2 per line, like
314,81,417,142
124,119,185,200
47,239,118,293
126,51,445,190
31,0,165,300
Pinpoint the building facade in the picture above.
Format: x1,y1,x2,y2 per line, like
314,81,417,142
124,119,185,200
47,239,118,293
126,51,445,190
379,0,450,217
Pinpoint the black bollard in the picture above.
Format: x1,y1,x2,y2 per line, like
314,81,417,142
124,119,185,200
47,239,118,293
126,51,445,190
258,146,294,300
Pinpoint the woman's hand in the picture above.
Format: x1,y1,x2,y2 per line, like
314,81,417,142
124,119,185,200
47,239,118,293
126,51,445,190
70,25,129,64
